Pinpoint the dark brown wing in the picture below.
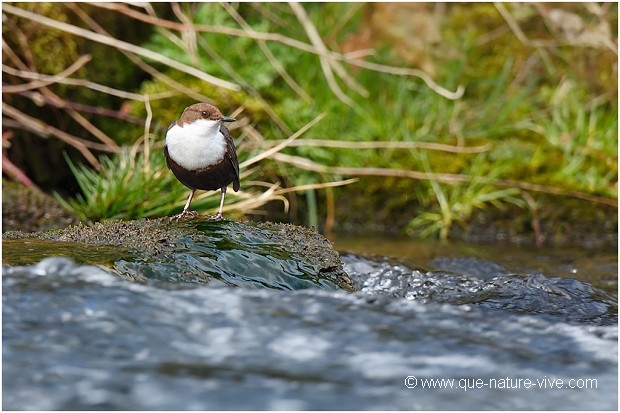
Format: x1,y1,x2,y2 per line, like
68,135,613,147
164,122,176,172
220,124,240,192
164,144,173,171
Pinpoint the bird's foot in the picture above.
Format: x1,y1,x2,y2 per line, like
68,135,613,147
169,210,199,221
205,212,223,221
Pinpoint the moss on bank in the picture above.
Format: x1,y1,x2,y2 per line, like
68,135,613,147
2,179,79,233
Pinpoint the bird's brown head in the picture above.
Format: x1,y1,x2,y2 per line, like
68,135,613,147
177,103,235,127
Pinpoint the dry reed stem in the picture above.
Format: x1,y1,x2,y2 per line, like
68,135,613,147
1,39,30,71
521,191,543,247
274,178,359,194
2,55,91,93
2,51,121,148
143,94,153,176
89,2,464,100
217,178,358,216
249,3,286,27
2,4,240,91
3,104,104,168
265,138,492,153
2,130,38,188
2,154,38,189
65,3,213,104
494,2,556,73
3,63,173,101
346,59,466,100
272,152,469,183
495,3,544,47
43,85,121,149
272,152,618,207
325,2,364,44
239,112,327,169
289,2,368,98
221,2,312,103
64,105,119,149
190,181,287,214
3,39,123,154
492,179,617,207
170,3,200,66
91,2,328,54
12,89,144,125
3,103,121,154
289,2,355,107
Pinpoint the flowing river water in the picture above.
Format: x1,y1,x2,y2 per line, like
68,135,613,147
2,232,617,410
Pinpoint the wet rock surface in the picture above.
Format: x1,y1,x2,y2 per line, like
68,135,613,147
3,218,352,291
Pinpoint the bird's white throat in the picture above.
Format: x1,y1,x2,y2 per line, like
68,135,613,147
165,119,226,171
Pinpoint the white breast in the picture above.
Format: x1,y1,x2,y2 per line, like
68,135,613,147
165,119,226,171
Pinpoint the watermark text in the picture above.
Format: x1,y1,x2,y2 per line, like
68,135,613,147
404,376,598,391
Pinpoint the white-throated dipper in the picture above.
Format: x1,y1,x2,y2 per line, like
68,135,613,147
164,103,240,220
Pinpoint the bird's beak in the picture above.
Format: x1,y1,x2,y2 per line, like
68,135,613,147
220,116,236,123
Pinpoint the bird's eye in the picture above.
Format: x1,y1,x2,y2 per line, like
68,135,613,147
201,111,208,118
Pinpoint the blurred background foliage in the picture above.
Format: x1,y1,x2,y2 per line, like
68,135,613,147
2,2,617,242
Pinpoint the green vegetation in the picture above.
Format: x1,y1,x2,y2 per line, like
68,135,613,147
2,3,617,241
54,144,299,222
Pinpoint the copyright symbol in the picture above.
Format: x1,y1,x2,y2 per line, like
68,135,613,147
405,376,417,388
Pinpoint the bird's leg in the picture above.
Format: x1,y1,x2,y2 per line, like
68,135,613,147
170,189,198,220
208,187,227,220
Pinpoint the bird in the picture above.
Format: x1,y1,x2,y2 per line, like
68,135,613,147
164,103,240,220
